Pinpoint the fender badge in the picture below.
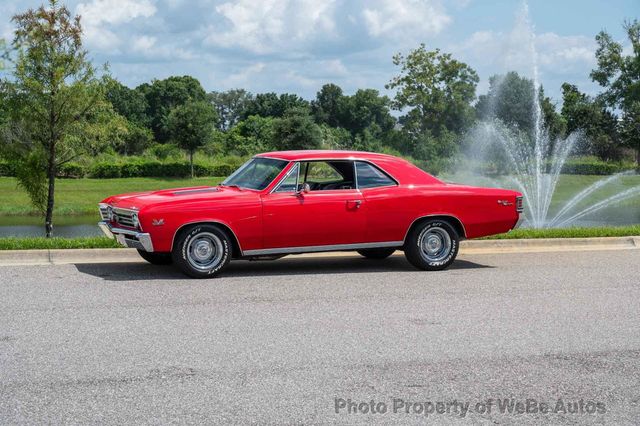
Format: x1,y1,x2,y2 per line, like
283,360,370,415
152,219,165,226
497,200,513,206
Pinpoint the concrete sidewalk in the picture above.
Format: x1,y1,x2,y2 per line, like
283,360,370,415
0,236,638,266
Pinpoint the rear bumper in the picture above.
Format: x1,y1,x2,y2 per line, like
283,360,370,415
98,221,154,252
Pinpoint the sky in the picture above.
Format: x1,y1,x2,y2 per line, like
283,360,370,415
0,0,637,103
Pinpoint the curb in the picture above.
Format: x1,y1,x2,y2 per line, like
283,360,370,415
0,237,638,266
461,236,640,253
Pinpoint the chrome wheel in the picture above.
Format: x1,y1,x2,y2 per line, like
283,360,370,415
186,232,224,271
418,226,452,263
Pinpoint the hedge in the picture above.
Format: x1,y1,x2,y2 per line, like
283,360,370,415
560,159,636,175
88,160,241,178
0,159,242,178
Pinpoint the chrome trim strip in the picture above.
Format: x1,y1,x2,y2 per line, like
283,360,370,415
243,241,403,256
403,215,467,242
98,221,154,252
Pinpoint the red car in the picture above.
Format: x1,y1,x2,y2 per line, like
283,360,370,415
98,150,523,278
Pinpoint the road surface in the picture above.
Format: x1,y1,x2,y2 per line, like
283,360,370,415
1,249,639,424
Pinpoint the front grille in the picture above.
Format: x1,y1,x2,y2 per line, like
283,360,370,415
516,196,524,213
99,204,139,229
113,208,137,228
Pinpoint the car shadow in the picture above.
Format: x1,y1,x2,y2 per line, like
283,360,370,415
75,255,492,282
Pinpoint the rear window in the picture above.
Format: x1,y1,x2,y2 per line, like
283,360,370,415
355,162,396,189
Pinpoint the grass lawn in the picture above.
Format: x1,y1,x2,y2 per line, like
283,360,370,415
0,237,121,250
1,225,639,249
486,225,640,239
0,176,224,216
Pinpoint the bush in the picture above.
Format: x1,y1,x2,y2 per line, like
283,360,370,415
86,158,244,178
0,161,87,178
89,162,122,178
560,158,636,175
57,163,86,178
0,161,17,177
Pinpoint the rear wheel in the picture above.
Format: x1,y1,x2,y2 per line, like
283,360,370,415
172,224,232,278
404,219,459,271
357,247,396,259
137,250,172,265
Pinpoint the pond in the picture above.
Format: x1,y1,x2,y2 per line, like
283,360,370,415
0,215,103,238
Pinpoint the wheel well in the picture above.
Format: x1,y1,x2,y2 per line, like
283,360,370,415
405,215,466,242
172,222,243,258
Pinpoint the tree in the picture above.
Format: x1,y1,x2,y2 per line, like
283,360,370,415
208,89,253,131
242,93,310,119
590,20,640,165
0,0,106,237
271,107,322,151
221,115,276,156
339,89,395,137
311,84,344,127
167,100,217,178
144,76,208,143
103,76,149,127
476,72,565,141
387,44,479,138
561,83,620,160
619,101,640,165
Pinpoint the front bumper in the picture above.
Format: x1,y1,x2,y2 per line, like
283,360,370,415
98,221,154,252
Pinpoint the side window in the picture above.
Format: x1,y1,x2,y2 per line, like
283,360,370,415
274,163,299,193
305,162,341,182
301,161,355,191
356,162,396,189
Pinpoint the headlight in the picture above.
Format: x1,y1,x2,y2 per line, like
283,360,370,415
131,212,140,229
107,206,114,221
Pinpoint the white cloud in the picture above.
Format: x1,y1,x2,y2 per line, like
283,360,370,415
76,0,157,50
131,35,157,52
453,29,595,76
320,59,348,76
536,33,595,66
362,0,451,39
221,62,267,88
206,0,337,54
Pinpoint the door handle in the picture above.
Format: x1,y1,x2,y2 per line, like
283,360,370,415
347,200,362,209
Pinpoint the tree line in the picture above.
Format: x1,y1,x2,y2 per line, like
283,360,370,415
0,0,638,236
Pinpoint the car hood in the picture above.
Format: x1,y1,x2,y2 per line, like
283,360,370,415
101,186,254,211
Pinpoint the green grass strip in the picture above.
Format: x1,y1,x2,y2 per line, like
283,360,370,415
0,237,121,250
486,225,640,239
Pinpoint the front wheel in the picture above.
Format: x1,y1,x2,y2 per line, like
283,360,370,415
137,250,172,265
404,220,459,271
172,224,232,278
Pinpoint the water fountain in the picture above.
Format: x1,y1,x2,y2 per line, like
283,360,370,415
461,3,640,228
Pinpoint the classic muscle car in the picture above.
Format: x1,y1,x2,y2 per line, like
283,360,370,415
98,150,523,278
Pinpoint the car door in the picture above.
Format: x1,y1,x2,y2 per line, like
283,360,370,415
354,161,407,243
261,161,366,250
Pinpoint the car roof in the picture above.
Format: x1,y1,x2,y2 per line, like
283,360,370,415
255,150,400,162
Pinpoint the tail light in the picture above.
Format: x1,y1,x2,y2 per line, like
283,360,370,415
515,196,524,213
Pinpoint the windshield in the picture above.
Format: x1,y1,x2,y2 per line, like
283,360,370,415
221,157,288,190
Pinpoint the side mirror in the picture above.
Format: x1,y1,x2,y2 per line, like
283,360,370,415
297,182,311,195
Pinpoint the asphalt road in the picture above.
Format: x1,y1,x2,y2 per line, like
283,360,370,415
1,249,639,425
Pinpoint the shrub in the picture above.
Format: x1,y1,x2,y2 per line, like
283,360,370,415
0,161,17,177
89,162,122,178
560,158,636,175
57,163,86,178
